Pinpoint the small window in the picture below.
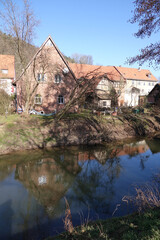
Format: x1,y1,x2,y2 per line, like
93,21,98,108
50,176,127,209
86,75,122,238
58,95,64,104
132,80,134,85
103,101,106,107
1,69,8,74
37,73,45,82
152,83,154,86
38,176,47,185
35,94,42,104
55,74,62,84
139,81,141,85
149,82,150,86
144,82,145,85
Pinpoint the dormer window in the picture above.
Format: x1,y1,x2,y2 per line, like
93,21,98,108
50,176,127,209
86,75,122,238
146,73,151,78
1,69,8,74
55,74,62,84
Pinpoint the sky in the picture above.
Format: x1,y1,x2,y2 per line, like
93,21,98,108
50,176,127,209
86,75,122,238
2,0,160,79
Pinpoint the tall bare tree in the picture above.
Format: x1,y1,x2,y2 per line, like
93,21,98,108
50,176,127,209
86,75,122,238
0,0,39,76
128,0,160,66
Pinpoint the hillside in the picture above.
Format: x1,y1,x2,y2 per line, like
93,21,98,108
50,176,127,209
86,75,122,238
0,31,80,78
0,31,38,77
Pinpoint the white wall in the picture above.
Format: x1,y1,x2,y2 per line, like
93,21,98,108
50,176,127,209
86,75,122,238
0,79,15,95
124,79,157,106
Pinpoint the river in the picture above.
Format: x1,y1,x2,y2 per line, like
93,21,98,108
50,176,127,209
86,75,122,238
0,138,160,239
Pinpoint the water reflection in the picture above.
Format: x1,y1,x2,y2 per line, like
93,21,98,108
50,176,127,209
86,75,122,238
0,139,160,239
15,157,80,217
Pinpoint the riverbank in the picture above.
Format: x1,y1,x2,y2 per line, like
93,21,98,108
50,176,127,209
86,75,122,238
0,108,160,155
48,207,160,240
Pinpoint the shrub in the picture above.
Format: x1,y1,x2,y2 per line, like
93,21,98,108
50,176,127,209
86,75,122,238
0,89,12,115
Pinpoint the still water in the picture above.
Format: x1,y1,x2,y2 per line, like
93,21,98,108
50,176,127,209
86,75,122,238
1,139,160,239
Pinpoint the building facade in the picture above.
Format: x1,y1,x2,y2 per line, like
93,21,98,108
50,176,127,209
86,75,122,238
115,66,157,106
16,36,76,113
16,36,158,113
0,55,15,95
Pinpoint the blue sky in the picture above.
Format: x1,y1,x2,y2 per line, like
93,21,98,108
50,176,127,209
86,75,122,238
4,0,160,78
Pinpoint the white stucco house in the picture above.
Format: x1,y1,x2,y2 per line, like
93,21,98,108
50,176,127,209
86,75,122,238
0,55,15,95
115,66,157,106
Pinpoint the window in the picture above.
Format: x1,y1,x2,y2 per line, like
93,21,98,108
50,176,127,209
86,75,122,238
1,69,8,74
38,176,47,185
55,74,62,84
132,80,134,85
58,95,64,104
149,82,151,86
103,101,106,107
35,94,42,104
37,73,45,82
152,83,154,86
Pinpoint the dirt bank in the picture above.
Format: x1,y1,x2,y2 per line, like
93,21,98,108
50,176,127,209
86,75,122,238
0,111,160,155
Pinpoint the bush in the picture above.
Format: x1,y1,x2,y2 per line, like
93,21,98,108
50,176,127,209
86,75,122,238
0,89,12,115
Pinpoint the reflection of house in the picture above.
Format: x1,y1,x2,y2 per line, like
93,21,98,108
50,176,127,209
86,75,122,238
16,36,76,113
78,140,149,164
0,55,15,95
147,83,160,106
69,64,157,107
111,140,149,157
16,158,76,216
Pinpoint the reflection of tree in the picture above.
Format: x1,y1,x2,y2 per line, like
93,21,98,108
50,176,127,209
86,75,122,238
146,139,160,154
68,155,123,216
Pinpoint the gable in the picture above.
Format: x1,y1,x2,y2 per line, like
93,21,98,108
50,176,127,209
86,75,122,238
18,36,76,82
148,84,160,96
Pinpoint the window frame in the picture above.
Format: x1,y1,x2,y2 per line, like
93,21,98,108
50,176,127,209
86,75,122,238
34,94,42,105
58,95,64,104
1,69,8,74
55,74,62,84
37,73,45,82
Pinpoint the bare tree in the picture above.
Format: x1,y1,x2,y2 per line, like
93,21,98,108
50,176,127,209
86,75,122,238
0,0,39,75
128,0,160,66
71,53,93,65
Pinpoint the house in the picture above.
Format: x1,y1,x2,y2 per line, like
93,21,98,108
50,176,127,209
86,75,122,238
114,66,157,106
0,55,15,95
147,83,160,106
16,36,77,113
16,35,158,113
69,63,124,108
69,63,158,108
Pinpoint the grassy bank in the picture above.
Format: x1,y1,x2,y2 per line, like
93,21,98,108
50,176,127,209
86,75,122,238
0,107,160,154
48,207,160,240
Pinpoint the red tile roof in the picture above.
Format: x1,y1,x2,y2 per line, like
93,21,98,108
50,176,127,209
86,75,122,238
115,66,157,81
69,63,122,82
69,63,157,83
0,55,15,79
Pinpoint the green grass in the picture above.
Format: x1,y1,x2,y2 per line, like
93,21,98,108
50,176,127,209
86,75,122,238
48,208,160,240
